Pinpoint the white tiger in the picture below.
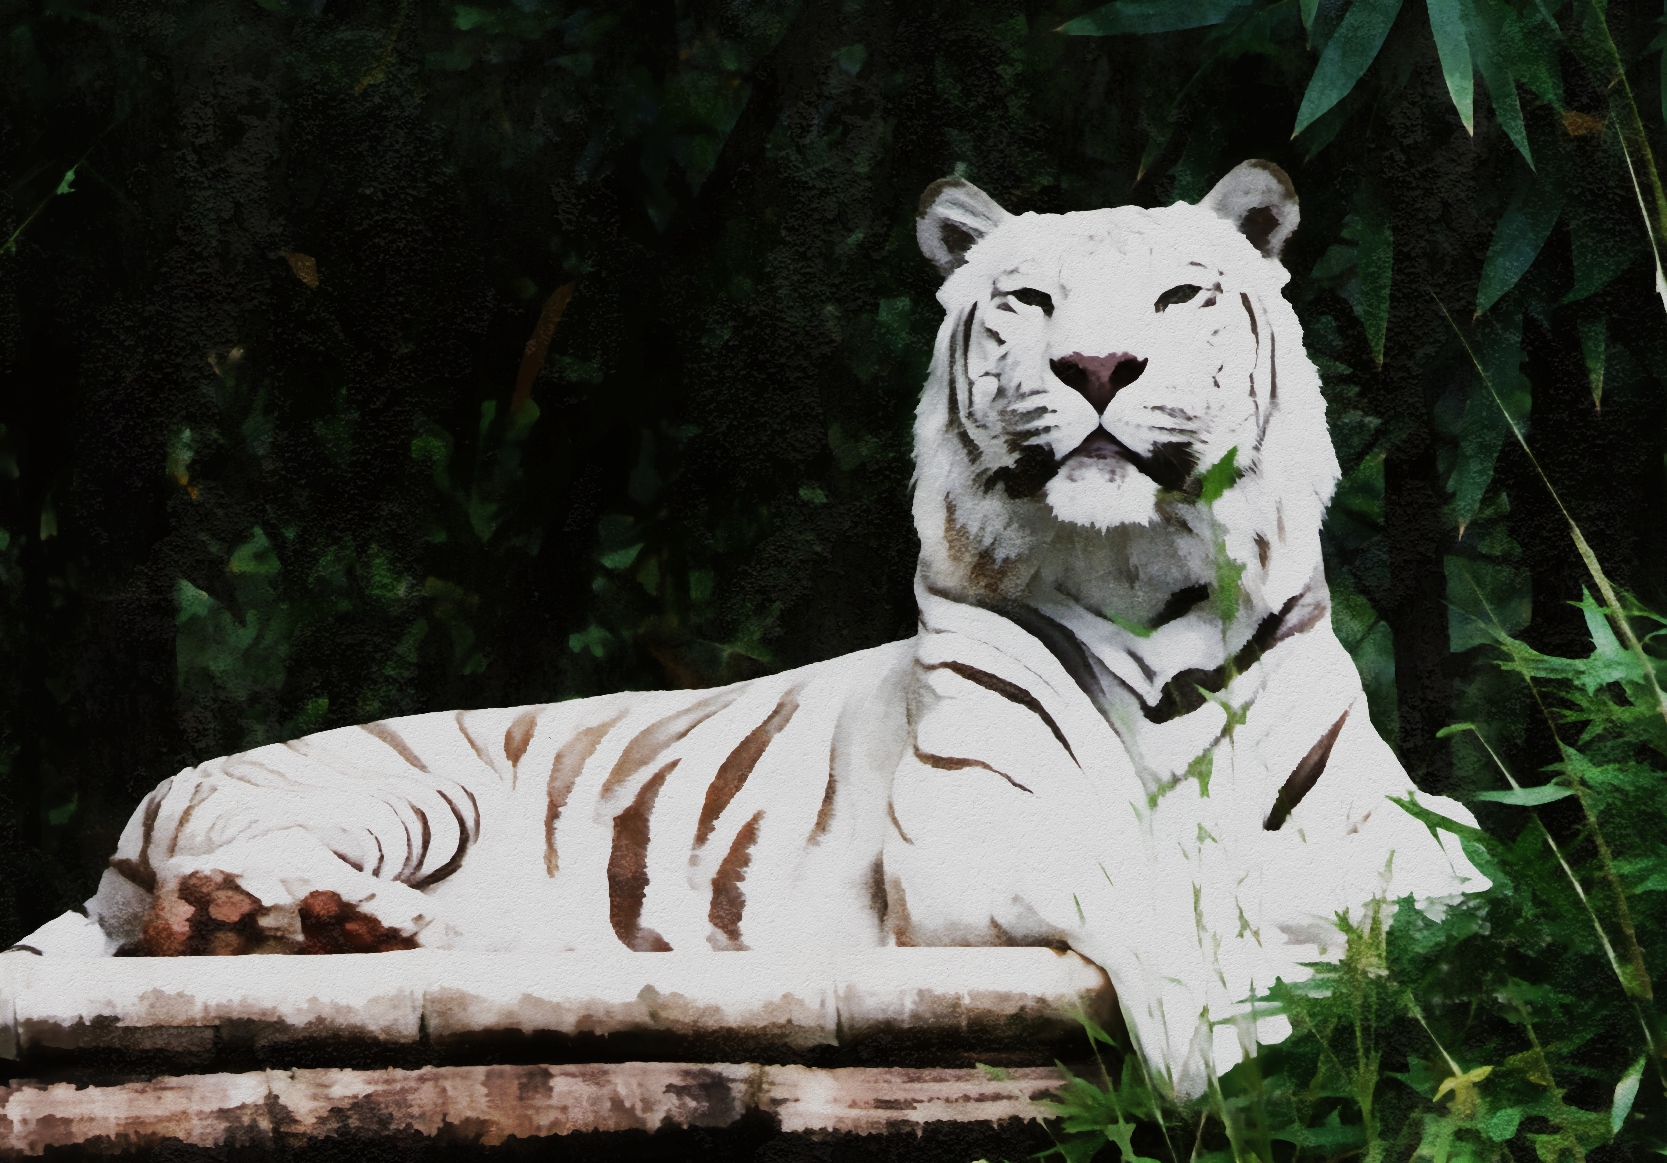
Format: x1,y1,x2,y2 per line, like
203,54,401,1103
77,160,1484,1097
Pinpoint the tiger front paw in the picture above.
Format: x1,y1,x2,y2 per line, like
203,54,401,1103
124,871,279,956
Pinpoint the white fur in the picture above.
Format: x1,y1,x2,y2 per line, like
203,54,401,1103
83,164,1486,1100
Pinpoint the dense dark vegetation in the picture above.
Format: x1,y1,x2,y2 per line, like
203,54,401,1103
3,0,1667,1159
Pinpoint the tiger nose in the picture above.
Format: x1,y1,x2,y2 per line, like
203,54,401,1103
1050,351,1148,414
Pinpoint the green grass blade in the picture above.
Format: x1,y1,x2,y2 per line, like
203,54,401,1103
1292,0,1404,137
1435,297,1667,732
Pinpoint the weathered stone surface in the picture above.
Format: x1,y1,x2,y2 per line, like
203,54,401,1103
0,947,1109,1065
0,1062,1064,1155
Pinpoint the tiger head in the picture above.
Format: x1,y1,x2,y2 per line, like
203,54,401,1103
912,161,1339,636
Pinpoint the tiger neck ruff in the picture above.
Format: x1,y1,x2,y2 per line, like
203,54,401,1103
82,161,1486,1099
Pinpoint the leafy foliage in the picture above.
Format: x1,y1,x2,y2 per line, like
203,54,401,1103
0,7,1663,1156
1027,1,1667,1160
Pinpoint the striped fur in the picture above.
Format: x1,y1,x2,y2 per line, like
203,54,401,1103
88,164,1486,1096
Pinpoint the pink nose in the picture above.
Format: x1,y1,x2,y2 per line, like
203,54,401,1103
1050,351,1148,413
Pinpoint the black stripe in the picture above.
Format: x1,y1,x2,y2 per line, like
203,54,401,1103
1265,710,1349,831
923,660,1077,765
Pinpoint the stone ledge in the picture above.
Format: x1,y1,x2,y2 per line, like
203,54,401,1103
0,1061,1066,1156
0,945,1113,1072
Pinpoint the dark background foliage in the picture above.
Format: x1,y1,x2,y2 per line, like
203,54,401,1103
0,0,1662,987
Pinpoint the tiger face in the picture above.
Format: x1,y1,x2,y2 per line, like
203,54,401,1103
913,162,1338,624
965,212,1270,530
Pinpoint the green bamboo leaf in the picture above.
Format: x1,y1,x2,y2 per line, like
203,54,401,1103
1058,0,1252,35
1292,0,1404,136
1474,784,1575,805
1448,310,1526,527
1301,0,1321,31
1475,175,1563,314
1612,1055,1646,1137
1427,0,1474,133
1578,316,1605,409
1660,28,1667,131
1509,7,1563,111
1358,195,1393,365
1199,446,1241,503
1446,555,1530,651
1462,0,1532,165
1564,190,1642,302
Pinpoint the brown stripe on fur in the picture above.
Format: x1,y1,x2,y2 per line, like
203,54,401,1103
1264,709,1350,831
395,812,416,882
913,746,1034,794
709,810,764,948
504,708,540,777
110,789,167,892
454,711,497,773
600,691,741,801
411,804,432,875
923,660,1076,765
888,800,913,846
461,785,480,839
411,790,472,889
361,722,431,772
545,710,628,876
867,856,888,930
693,687,802,850
807,739,839,845
168,782,213,858
608,759,676,951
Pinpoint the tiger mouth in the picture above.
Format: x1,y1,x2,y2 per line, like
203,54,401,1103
986,432,1198,500
1065,430,1197,492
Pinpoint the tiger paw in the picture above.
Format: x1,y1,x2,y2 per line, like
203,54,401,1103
125,871,287,956
296,890,420,954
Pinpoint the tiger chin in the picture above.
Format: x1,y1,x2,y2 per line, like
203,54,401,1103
74,161,1486,1098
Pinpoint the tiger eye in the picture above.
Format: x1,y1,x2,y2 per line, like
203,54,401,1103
1008,287,1054,315
1154,284,1203,311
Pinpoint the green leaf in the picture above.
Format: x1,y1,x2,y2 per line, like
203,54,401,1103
1292,0,1404,137
1059,0,1253,35
1301,0,1321,31
1474,784,1575,805
1199,446,1241,503
228,527,281,577
53,167,77,197
600,543,643,570
1447,311,1524,528
1564,191,1642,302
1427,0,1475,133
1577,316,1605,409
1358,193,1393,364
1476,174,1564,314
1390,793,1497,848
1446,554,1531,651
1462,0,1532,165
1613,1056,1646,1137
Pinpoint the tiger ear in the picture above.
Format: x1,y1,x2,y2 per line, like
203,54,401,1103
917,178,1011,277
1202,160,1299,261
